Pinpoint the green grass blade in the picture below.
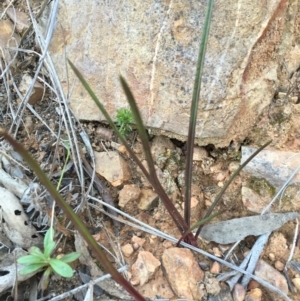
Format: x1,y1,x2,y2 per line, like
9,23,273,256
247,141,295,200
177,211,221,245
0,130,147,301
119,77,191,234
184,0,215,228
195,140,272,239
68,60,150,181
68,60,192,240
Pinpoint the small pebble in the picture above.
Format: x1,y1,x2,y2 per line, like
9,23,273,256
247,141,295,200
216,172,227,181
198,262,210,271
268,253,275,261
232,283,246,301
121,244,134,257
248,280,259,290
162,240,173,249
131,235,145,247
245,288,262,301
132,243,140,250
292,277,300,290
274,260,284,271
205,199,212,207
210,261,221,274
212,247,222,257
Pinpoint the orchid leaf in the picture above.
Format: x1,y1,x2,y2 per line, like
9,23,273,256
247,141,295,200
59,252,81,263
19,263,47,275
49,258,73,278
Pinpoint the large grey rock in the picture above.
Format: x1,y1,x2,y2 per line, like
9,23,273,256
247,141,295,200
241,147,300,189
50,0,300,146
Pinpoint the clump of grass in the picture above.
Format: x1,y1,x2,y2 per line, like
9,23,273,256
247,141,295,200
116,108,133,136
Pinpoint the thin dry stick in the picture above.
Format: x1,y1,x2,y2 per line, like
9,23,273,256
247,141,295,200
31,0,86,206
11,81,57,138
20,0,49,45
82,157,120,230
79,130,96,209
10,0,55,135
286,218,299,265
0,0,18,20
0,38,19,79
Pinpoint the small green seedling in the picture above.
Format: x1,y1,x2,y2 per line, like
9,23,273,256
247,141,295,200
18,227,80,291
116,108,133,136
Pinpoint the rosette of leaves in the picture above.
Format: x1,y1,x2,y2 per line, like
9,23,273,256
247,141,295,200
18,227,80,290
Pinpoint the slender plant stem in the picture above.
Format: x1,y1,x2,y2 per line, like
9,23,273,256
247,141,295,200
184,0,215,227
195,140,272,239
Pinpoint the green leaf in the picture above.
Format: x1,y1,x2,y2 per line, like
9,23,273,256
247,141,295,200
59,252,81,263
119,77,190,237
49,258,73,278
44,241,56,259
44,227,55,258
44,227,54,249
28,246,44,258
18,255,47,265
19,263,48,275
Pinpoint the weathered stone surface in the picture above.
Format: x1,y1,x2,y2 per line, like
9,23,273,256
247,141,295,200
255,259,288,294
162,247,204,299
242,147,300,189
94,151,130,186
151,136,175,163
193,146,209,161
241,186,269,213
138,188,159,210
118,184,140,211
50,0,300,146
130,251,161,286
